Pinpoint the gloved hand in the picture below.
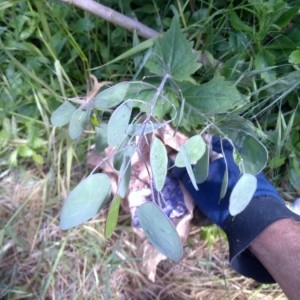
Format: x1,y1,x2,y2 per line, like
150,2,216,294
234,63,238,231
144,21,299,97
171,136,283,227
171,136,300,283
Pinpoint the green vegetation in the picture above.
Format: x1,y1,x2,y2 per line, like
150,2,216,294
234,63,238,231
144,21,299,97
1,0,299,298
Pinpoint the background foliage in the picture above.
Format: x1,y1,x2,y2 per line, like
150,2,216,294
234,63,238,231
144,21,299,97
0,0,299,298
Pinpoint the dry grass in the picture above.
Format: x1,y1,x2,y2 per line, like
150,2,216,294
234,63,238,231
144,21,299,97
0,169,287,300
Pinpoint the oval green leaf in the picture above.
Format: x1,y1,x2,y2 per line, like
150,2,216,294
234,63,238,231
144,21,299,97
68,107,89,140
175,135,206,167
51,101,76,127
138,202,183,261
107,101,132,146
185,158,199,191
105,195,121,238
193,145,209,184
220,164,228,199
150,137,168,192
229,173,257,216
94,82,130,109
126,123,163,136
60,173,111,230
95,123,108,153
233,132,268,175
112,141,133,170
118,154,132,198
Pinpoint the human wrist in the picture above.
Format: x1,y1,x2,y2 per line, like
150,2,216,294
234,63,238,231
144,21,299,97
249,218,300,299
223,196,300,283
249,218,299,253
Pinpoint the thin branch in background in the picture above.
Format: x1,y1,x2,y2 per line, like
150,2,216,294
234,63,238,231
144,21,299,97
58,0,221,68
59,0,160,39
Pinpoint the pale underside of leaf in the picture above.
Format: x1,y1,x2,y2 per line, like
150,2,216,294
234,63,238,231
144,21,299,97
51,101,76,127
150,137,168,192
94,82,131,109
138,201,183,261
175,135,206,167
118,155,132,198
229,173,257,216
60,173,111,230
193,146,209,184
68,107,89,140
107,101,132,146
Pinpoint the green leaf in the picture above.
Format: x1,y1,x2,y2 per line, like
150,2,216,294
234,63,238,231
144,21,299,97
175,135,206,167
118,154,132,198
254,50,276,83
32,152,44,165
126,123,163,136
288,49,300,65
220,164,228,199
181,75,244,114
9,149,18,167
289,157,300,192
150,137,168,191
229,173,257,216
232,132,268,175
60,174,111,230
220,139,229,199
229,11,252,34
107,101,132,146
94,82,130,109
51,101,76,127
100,37,157,68
0,229,4,248
138,201,183,261
18,145,34,157
68,107,89,140
275,7,299,29
185,159,199,191
193,146,209,184
112,140,133,170
127,83,178,120
289,168,300,192
146,18,201,81
95,123,108,153
105,195,121,238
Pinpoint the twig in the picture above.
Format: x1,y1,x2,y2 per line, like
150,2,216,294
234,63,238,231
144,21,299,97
59,0,160,39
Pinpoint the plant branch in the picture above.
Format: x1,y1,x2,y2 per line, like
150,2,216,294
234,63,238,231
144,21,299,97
59,0,160,39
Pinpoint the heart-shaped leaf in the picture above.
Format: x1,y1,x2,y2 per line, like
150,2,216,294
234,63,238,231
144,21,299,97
145,18,201,81
229,173,257,216
138,201,183,261
181,75,244,114
105,195,121,238
51,101,76,127
60,173,111,230
150,137,168,192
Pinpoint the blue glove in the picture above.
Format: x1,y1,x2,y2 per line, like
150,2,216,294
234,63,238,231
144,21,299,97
171,136,283,227
171,136,300,283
